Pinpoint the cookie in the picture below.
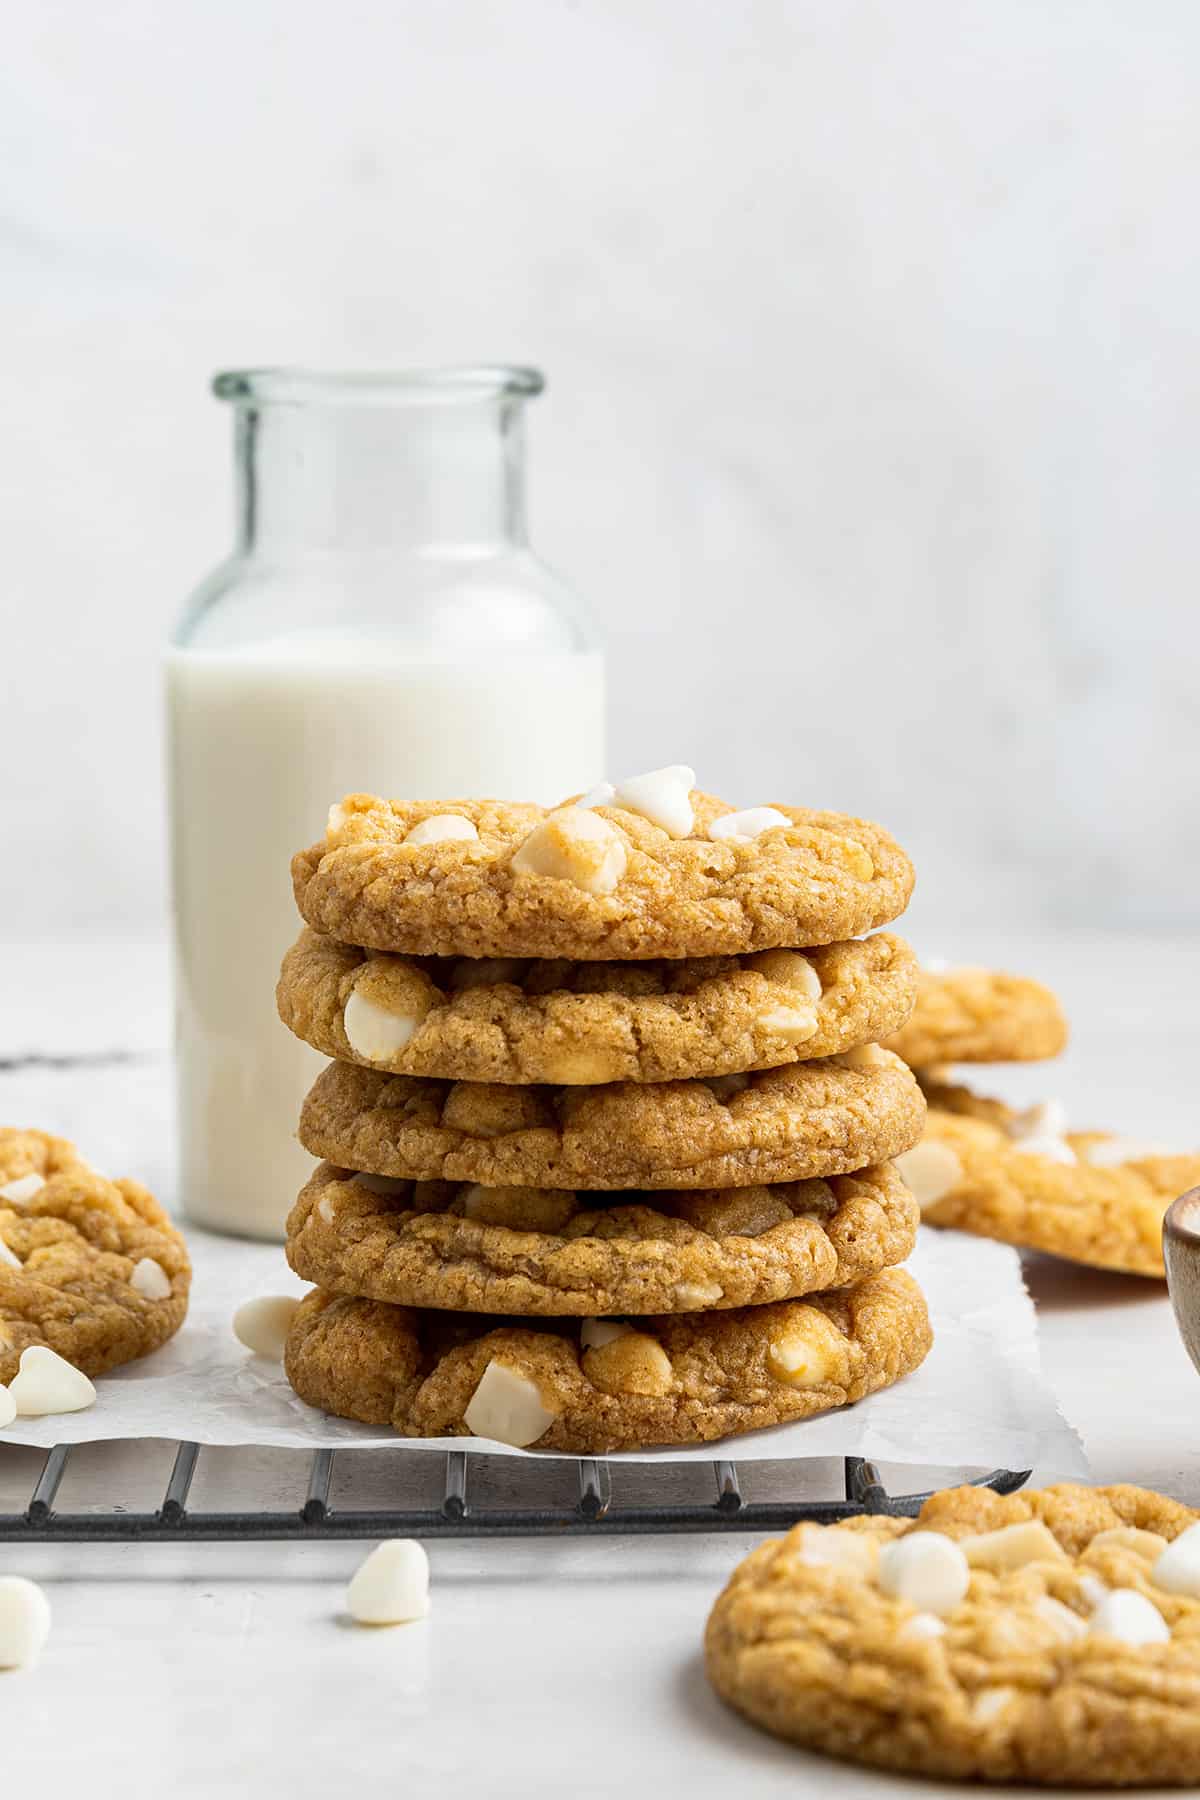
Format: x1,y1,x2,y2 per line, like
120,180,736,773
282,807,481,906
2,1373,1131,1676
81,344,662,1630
0,1128,191,1383
297,1049,926,1191
290,785,914,960
884,963,1067,1068
706,1481,1200,1785
283,1266,932,1453
898,1080,1200,1276
285,1159,918,1316
277,927,918,1086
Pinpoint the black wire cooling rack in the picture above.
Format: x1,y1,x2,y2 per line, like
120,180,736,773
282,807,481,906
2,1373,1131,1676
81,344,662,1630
0,1444,1030,1542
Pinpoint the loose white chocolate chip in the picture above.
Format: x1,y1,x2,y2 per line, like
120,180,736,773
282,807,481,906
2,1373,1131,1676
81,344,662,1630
1007,1099,1067,1141
8,1347,96,1417
347,1540,430,1626
898,1611,947,1642
0,1577,52,1669
511,808,627,896
612,765,695,838
317,1195,336,1224
580,1319,632,1351
1033,1595,1088,1642
577,781,616,810
748,948,822,1001
756,1004,819,1044
463,1360,558,1448
1151,1521,1200,1597
0,1385,15,1428
1083,1137,1173,1166
356,1173,410,1196
960,1522,1066,1572
233,1296,301,1360
895,1142,964,1213
583,1330,673,1398
1010,1134,1076,1165
0,1174,45,1206
708,806,790,845
675,1280,724,1308
1088,1588,1169,1646
344,990,422,1063
403,814,478,847
767,1311,845,1389
796,1525,879,1575
0,1236,20,1269
130,1257,171,1301
877,1533,970,1616
972,1686,1018,1727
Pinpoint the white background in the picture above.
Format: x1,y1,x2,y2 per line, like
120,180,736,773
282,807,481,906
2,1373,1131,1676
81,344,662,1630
4,0,1199,940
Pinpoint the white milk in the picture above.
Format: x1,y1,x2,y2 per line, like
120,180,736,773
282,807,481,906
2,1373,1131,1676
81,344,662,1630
167,644,605,1239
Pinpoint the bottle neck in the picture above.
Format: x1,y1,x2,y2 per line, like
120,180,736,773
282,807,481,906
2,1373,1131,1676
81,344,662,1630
233,393,529,557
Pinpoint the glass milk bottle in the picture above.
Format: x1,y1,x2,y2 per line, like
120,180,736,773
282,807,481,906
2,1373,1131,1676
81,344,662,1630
167,366,605,1239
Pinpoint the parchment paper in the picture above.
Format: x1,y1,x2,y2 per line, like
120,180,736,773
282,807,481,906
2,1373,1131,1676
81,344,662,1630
2,1226,1087,1473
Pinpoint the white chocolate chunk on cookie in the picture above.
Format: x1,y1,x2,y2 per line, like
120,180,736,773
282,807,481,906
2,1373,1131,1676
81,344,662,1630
403,814,478,847
1089,1587,1169,1646
960,1522,1066,1572
1090,1526,1169,1560
756,1004,819,1044
583,1330,673,1398
767,1309,846,1389
1034,1595,1087,1642
747,948,822,1001
898,1611,947,1642
463,1359,558,1447
344,992,419,1062
895,1141,963,1212
708,806,790,845
0,1174,44,1206
613,765,695,837
1010,1134,1076,1165
796,1525,879,1575
511,807,627,895
972,1686,1018,1727
1151,1521,1200,1597
1077,1572,1109,1610
347,1539,430,1625
8,1346,96,1417
1007,1099,1067,1141
0,1236,20,1268
675,1280,724,1308
0,1577,51,1669
233,1295,301,1360
877,1533,970,1616
130,1257,172,1300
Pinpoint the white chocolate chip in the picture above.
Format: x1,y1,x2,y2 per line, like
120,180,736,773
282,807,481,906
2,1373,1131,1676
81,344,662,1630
344,990,422,1063
130,1257,171,1301
972,1686,1018,1727
0,1577,51,1669
877,1533,970,1616
838,1043,890,1069
612,765,695,837
233,1295,301,1360
960,1522,1066,1572
1010,1134,1076,1165
767,1312,844,1389
1090,1527,1170,1560
403,814,478,848
327,801,348,834
317,1195,336,1224
1078,1573,1109,1610
1033,1595,1088,1642
748,948,822,1001
356,1173,410,1196
708,806,790,845
1007,1099,1067,1141
1088,1588,1169,1646
0,1236,20,1269
796,1525,879,1575
582,1330,674,1398
580,1319,632,1350
463,1359,558,1447
756,1004,819,1044
898,1611,947,1643
895,1141,964,1213
0,1385,15,1428
675,1280,724,1308
1083,1137,1174,1167
511,808,627,896
0,1174,45,1206
577,782,616,810
1151,1521,1200,1598
347,1540,430,1626
8,1347,96,1417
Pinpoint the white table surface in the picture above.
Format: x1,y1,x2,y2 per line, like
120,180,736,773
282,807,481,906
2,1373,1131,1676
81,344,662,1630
2,928,1199,1797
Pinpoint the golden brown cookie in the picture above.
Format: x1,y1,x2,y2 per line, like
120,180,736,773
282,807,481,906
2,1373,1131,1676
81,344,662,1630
297,1049,926,1191
285,1160,918,1315
0,1128,191,1383
277,928,918,1085
291,789,914,960
283,1266,932,1453
897,1080,1199,1277
884,963,1068,1068
706,1482,1200,1785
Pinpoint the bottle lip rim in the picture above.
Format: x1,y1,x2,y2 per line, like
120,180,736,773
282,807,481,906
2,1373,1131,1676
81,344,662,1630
212,364,545,404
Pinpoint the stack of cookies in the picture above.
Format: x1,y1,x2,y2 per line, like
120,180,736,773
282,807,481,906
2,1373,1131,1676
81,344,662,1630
887,964,1200,1277
275,767,935,1453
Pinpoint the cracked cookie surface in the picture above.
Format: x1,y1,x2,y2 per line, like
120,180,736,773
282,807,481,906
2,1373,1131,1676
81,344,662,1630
278,928,918,1085
298,1050,926,1191
885,964,1067,1068
291,790,914,959
285,1160,917,1315
283,1266,931,1453
911,1080,1199,1276
706,1482,1200,1785
0,1128,191,1383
